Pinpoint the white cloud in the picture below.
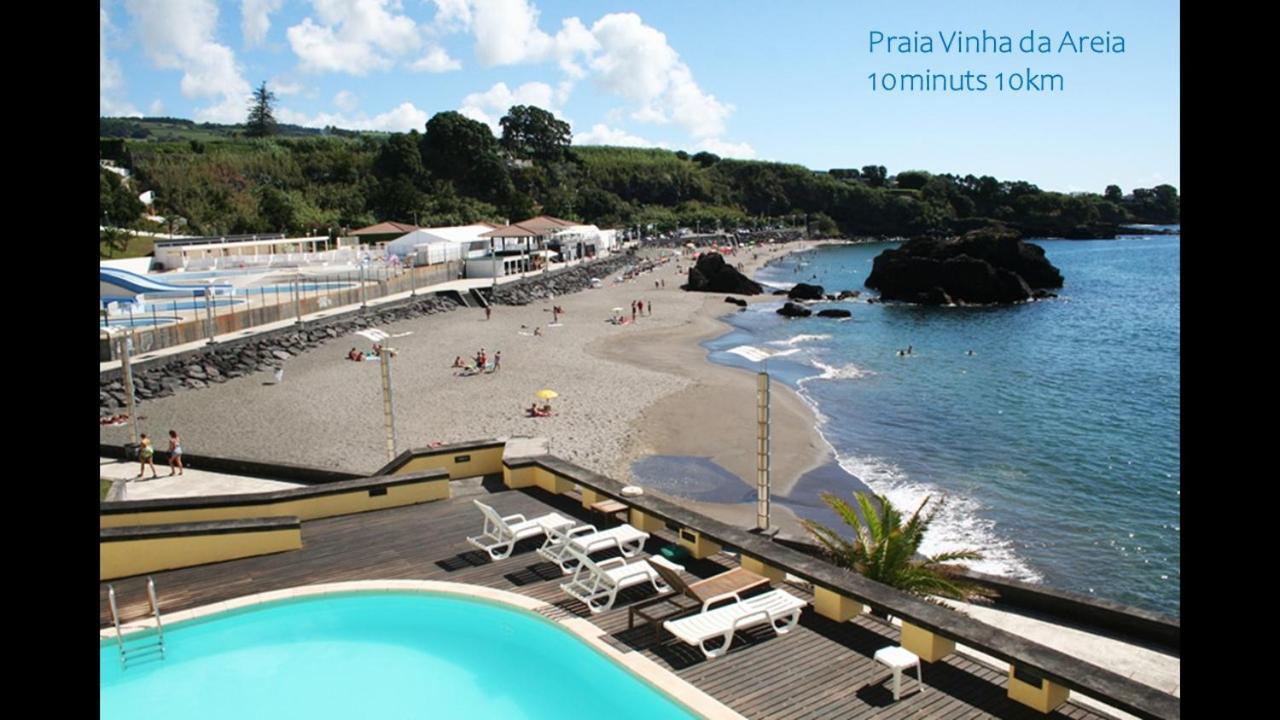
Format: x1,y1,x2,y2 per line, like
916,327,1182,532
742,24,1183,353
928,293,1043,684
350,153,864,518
277,101,429,132
410,45,461,72
333,89,358,112
573,123,664,148
101,8,141,116
287,0,420,75
430,0,471,33
695,137,756,159
241,0,284,47
269,78,304,95
125,0,251,123
149,98,165,115
589,13,731,139
459,80,563,133
469,0,596,73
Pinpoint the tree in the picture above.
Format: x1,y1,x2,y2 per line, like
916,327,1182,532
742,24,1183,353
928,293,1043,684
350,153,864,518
100,169,144,226
372,132,426,183
803,492,990,601
422,111,513,204
691,151,720,168
1104,185,1123,203
499,105,571,163
246,81,277,138
861,165,888,188
895,170,931,191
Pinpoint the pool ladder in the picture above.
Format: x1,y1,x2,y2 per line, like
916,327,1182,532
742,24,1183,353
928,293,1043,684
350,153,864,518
107,577,166,668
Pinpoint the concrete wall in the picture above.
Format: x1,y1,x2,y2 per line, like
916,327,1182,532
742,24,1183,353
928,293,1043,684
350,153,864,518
100,472,449,528
101,520,302,580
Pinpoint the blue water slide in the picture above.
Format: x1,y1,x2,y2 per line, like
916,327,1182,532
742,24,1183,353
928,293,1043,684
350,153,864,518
100,267,233,302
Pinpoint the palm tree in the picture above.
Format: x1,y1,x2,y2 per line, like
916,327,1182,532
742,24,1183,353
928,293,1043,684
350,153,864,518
802,491,990,601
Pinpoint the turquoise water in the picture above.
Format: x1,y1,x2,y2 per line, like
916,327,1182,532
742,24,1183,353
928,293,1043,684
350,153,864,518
101,593,698,719
704,234,1180,614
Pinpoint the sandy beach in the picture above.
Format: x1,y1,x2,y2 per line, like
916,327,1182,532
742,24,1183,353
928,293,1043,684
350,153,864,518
100,241,834,535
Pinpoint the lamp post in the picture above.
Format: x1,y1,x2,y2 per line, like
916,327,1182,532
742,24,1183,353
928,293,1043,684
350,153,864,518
380,350,397,462
756,370,771,531
115,331,139,446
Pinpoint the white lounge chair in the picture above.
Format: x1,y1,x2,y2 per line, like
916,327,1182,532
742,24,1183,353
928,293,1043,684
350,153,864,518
537,523,650,573
663,588,807,659
466,500,576,560
558,545,675,614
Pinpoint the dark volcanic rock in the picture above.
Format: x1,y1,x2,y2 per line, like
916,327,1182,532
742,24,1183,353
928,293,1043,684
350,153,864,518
776,302,812,318
787,283,825,301
771,289,788,296
816,309,852,318
837,290,861,300
724,296,748,307
865,229,1063,305
684,253,763,295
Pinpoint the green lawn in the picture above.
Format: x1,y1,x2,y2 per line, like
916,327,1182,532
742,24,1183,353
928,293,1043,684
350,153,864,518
100,232,156,260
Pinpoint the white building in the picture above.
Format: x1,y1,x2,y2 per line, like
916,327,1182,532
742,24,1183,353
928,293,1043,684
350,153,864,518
385,223,497,265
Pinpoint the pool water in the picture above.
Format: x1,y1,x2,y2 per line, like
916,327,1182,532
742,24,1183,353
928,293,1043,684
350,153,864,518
100,592,699,719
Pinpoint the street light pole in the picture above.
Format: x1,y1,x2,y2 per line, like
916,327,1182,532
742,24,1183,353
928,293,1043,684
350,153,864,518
116,332,139,446
380,350,397,462
756,370,771,531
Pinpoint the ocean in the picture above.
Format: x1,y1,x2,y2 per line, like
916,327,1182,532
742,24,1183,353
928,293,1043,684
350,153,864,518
697,232,1180,615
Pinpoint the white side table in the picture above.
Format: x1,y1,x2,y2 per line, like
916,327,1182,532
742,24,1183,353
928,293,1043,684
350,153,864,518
874,645,924,701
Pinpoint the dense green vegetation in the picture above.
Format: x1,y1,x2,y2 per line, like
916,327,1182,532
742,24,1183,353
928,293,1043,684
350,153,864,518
100,111,1179,240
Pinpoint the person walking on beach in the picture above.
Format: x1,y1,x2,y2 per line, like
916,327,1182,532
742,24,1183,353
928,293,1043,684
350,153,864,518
648,299,654,316
494,351,501,371
637,299,645,317
631,301,636,322
167,430,184,476
485,305,491,321
136,434,159,479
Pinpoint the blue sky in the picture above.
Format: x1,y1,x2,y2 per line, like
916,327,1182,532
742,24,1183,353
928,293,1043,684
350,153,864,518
100,1,1179,193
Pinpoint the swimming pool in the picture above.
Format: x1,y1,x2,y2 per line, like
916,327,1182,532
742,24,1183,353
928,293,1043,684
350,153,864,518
100,590,703,719
100,315,180,328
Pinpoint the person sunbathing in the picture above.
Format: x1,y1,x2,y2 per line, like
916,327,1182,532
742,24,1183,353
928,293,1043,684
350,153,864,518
348,348,364,361
452,356,466,368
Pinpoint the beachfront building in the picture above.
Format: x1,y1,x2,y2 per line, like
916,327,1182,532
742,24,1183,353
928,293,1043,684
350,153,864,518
385,223,498,265
346,221,419,245
466,215,566,278
152,234,339,271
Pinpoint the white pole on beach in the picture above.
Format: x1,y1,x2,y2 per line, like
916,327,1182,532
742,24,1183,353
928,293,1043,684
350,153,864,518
380,350,397,462
756,371,771,531
116,332,139,446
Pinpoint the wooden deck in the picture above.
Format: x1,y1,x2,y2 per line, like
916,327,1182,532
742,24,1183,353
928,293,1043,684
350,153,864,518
101,479,1114,719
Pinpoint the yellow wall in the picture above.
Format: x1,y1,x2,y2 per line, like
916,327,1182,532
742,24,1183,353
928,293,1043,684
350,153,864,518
503,463,536,489
391,445,503,479
901,621,956,663
101,478,448,528
813,586,863,622
1007,667,1070,713
101,529,301,581
534,467,573,495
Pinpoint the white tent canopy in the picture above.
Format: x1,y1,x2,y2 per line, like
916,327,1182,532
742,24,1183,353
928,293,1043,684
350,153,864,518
385,224,495,262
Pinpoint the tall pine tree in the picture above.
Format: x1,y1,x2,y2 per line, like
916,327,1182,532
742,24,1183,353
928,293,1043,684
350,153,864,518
246,81,277,138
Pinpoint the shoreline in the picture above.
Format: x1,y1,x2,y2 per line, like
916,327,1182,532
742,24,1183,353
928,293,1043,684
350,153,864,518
594,239,844,537
99,239,844,537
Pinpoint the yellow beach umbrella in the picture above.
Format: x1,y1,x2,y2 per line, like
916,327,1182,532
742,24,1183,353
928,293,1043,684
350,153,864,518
536,389,559,400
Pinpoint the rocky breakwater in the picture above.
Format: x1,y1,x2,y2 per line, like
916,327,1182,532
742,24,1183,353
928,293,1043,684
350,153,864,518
99,294,460,415
684,252,764,295
864,228,1063,305
490,255,634,306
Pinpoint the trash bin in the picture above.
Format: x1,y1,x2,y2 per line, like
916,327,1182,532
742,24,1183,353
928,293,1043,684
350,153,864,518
659,545,691,564
123,443,141,461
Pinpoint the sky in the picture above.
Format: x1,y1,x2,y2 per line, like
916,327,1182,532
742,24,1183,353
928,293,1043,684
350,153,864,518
99,0,1179,193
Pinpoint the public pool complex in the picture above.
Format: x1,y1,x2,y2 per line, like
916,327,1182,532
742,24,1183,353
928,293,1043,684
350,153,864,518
100,225,1179,719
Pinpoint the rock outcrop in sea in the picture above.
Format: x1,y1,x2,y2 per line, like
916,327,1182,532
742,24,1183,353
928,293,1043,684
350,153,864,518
864,228,1063,305
776,302,812,318
787,283,825,301
684,253,764,295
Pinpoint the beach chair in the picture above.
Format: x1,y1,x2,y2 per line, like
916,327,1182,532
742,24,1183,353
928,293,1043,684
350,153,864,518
648,557,771,608
558,545,674,614
537,523,650,573
663,588,806,659
466,500,576,561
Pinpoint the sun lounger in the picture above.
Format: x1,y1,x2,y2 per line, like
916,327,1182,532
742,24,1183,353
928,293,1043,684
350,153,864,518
558,546,675,614
466,500,576,561
663,588,806,659
537,523,650,573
